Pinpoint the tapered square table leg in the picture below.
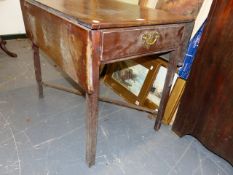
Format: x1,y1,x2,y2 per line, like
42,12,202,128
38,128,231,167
85,85,99,167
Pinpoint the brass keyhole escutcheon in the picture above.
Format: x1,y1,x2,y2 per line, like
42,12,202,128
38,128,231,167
142,31,160,49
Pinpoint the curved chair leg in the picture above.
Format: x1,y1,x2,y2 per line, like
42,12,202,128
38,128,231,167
0,37,17,57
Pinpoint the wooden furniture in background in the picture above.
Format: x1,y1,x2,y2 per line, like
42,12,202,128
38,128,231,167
161,77,186,124
104,57,167,109
156,0,204,16
0,37,17,57
172,0,233,165
104,57,184,124
20,0,194,167
139,0,203,16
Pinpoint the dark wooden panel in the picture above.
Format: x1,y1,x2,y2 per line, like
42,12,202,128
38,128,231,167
172,0,233,165
24,2,98,93
26,0,193,29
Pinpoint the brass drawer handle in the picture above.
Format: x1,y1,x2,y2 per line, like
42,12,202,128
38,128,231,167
142,31,160,48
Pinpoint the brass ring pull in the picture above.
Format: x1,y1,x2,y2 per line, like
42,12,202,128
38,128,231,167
142,31,160,48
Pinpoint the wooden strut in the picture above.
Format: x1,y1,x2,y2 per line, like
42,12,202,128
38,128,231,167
41,81,158,115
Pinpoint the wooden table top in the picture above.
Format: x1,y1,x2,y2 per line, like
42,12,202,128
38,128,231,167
26,0,194,29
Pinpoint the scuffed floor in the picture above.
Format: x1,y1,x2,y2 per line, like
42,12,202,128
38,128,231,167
0,39,232,175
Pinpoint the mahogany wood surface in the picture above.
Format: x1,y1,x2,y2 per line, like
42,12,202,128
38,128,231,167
24,3,91,92
20,0,194,167
27,0,193,29
101,25,184,62
172,0,233,165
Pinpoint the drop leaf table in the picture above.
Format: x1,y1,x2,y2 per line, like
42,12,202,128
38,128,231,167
20,0,194,167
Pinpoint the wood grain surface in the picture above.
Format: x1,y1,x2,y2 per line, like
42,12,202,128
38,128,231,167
172,0,233,165
100,24,185,61
26,0,193,29
20,0,195,166
23,2,98,93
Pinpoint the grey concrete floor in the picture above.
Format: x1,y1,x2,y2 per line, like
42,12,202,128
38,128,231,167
0,39,232,175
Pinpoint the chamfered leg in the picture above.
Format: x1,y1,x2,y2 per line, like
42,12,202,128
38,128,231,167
154,50,178,130
85,66,100,167
32,43,43,98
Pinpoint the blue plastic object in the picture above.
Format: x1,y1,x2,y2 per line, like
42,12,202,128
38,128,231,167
178,22,206,80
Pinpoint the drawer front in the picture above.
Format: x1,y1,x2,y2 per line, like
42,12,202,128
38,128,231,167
100,25,185,62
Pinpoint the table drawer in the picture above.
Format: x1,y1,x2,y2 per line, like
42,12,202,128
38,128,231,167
100,25,185,62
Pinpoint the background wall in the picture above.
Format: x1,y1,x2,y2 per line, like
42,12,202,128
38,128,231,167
118,0,138,4
118,0,158,8
191,0,213,38
0,0,25,35
0,0,212,36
